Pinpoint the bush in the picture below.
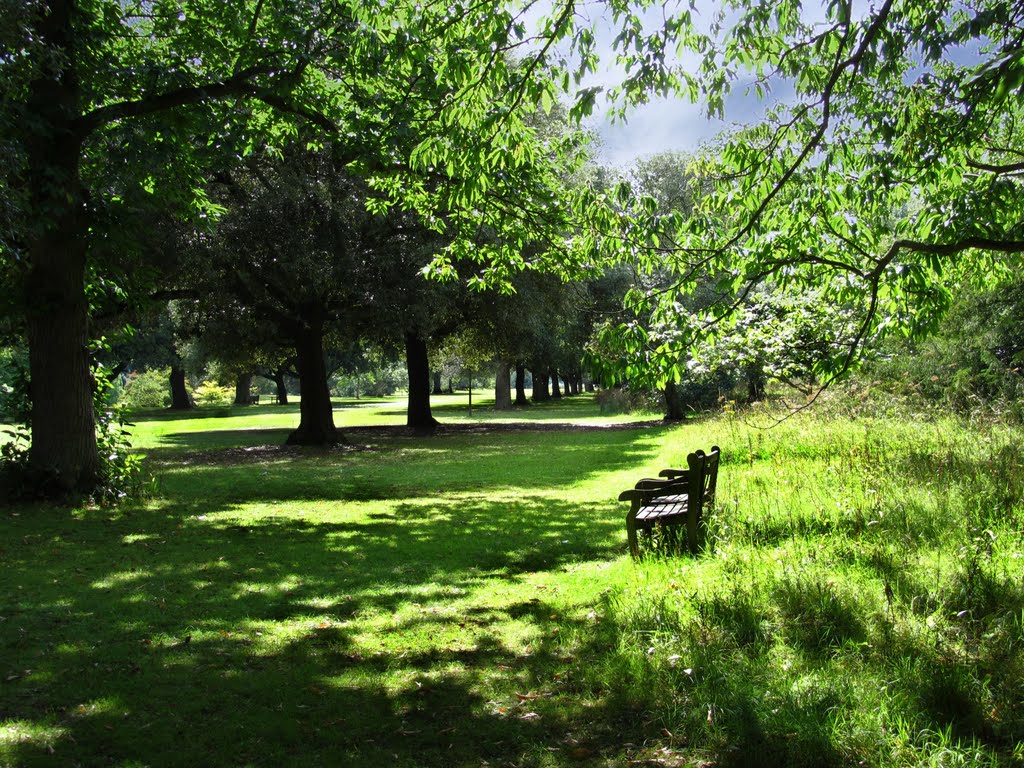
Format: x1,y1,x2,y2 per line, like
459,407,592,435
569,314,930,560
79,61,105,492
595,387,657,415
0,346,30,423
192,381,234,407
120,368,171,410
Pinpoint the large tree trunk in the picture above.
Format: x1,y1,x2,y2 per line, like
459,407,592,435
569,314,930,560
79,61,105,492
532,366,551,401
169,366,192,410
432,370,443,395
286,325,341,445
274,367,289,405
234,372,253,405
551,370,562,399
514,363,530,406
494,360,513,410
664,381,688,421
746,360,767,402
23,4,101,493
405,331,439,433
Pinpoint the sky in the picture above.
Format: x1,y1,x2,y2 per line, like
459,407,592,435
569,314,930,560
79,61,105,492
542,0,777,168
587,90,771,168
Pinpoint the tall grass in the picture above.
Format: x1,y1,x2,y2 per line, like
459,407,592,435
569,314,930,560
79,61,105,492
1,394,1022,766
601,405,1024,766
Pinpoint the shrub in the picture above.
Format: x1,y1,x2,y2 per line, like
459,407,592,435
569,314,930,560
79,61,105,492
595,387,657,414
192,381,234,407
120,367,171,410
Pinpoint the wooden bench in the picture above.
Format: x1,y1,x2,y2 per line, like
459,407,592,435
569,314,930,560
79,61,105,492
619,445,721,558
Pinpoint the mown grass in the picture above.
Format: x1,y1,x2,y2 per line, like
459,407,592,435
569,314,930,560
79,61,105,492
2,394,1023,767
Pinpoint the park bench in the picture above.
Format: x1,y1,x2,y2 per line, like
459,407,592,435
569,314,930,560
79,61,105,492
619,445,721,558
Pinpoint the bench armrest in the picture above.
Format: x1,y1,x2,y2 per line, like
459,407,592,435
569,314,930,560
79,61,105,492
618,480,688,503
658,468,689,480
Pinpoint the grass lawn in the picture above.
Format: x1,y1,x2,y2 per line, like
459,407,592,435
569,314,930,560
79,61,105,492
2,394,1023,766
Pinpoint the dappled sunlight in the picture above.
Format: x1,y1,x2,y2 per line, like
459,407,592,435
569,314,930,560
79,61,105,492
0,721,69,756
0,440,636,765
10,403,1022,765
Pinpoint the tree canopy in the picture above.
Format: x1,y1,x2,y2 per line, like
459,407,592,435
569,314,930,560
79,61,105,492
612,0,1024,386
0,0,633,493
4,0,1023,496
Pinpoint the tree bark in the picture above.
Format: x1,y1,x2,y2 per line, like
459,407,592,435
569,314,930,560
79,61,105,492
494,360,512,410
664,381,688,421
432,370,443,396
273,367,289,405
234,372,253,405
286,324,341,445
23,0,101,492
405,331,439,433
551,370,562,399
746,361,767,402
169,366,192,410
514,363,530,406
532,366,550,401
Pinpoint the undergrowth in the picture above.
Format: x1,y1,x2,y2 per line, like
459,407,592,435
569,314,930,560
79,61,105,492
599,406,1024,766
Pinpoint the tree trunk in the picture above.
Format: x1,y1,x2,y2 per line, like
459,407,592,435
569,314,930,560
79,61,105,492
432,370,443,395
494,360,513,410
664,381,688,421
286,324,341,445
23,6,101,493
746,361,767,402
514,363,530,406
169,366,192,410
234,373,253,405
532,367,550,401
551,370,562,399
274,368,289,405
405,331,439,433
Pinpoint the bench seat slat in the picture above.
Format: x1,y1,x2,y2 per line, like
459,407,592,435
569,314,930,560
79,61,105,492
636,501,688,523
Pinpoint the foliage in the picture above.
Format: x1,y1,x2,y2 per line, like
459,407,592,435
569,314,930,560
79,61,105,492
330,359,407,399
119,367,172,411
863,273,1024,421
607,0,1024,386
90,363,145,506
191,381,235,408
0,344,29,422
594,386,657,415
697,288,864,398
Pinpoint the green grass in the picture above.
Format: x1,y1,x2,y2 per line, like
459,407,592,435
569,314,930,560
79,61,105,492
2,394,1023,767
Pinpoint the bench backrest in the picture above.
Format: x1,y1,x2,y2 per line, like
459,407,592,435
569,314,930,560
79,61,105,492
685,445,720,505
684,445,720,553
697,445,721,504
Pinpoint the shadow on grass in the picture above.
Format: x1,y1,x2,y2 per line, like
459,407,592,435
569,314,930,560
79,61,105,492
145,425,670,502
0,424,655,766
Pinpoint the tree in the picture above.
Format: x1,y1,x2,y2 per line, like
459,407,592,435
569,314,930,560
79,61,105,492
613,0,1024,384
0,0,629,494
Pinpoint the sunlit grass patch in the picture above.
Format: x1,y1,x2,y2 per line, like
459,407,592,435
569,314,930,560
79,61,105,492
2,398,1023,766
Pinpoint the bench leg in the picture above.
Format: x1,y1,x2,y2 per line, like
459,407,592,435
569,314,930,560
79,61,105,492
686,507,710,554
626,510,641,560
